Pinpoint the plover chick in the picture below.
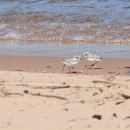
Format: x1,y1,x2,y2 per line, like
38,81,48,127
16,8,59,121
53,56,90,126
62,55,82,73
82,52,102,69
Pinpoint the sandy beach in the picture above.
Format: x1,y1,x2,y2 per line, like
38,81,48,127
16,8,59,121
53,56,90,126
0,0,130,129
0,55,130,130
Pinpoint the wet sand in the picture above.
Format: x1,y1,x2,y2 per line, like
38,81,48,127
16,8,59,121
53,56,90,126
0,55,130,75
0,55,130,130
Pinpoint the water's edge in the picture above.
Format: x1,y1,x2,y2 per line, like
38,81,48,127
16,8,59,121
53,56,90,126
0,42,130,59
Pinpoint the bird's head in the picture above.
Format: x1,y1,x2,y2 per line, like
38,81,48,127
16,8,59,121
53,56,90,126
82,52,91,57
73,55,82,61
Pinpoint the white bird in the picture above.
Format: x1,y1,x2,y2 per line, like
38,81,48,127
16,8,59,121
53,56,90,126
82,52,102,69
62,55,82,73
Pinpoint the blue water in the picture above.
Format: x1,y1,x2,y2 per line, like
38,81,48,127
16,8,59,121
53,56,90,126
0,0,130,58
0,0,130,43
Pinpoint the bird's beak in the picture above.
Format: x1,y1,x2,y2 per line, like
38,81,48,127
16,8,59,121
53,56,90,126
80,58,82,60
82,55,84,57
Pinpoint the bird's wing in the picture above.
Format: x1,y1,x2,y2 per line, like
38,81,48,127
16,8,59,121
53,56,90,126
63,58,74,63
91,54,102,59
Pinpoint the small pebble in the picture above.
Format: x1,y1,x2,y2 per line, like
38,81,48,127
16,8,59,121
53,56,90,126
24,90,29,94
92,115,102,120
92,80,99,83
112,113,117,117
86,72,89,75
80,100,85,103
62,108,68,111
47,66,51,68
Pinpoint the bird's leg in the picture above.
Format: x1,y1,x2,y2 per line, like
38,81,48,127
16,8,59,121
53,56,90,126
68,67,71,73
90,63,95,67
90,62,97,67
62,64,65,73
93,63,97,69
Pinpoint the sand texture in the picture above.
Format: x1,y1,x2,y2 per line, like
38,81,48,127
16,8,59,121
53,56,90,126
0,55,130,130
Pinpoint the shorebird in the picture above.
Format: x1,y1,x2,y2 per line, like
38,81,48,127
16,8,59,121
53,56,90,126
62,55,82,73
82,52,102,69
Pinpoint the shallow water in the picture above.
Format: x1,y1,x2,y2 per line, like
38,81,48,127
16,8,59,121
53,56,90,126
0,0,130,44
0,42,130,59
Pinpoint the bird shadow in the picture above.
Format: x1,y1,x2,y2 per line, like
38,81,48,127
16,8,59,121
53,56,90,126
66,71,83,74
86,68,103,70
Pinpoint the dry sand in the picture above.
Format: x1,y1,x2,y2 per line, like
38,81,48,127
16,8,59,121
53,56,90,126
0,55,130,130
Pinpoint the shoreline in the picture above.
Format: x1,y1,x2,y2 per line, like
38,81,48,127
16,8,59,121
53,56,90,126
0,42,130,59
0,55,129,75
